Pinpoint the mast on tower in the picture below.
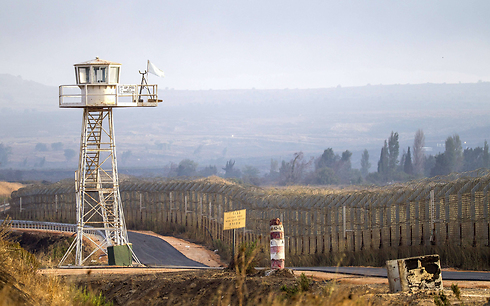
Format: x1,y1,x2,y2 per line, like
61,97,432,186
58,57,162,266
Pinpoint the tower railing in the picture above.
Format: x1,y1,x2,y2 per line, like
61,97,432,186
59,84,160,108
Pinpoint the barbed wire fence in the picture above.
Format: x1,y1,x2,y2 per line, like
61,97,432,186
7,170,490,267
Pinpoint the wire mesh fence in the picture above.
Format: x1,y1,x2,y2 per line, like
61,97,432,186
7,171,490,266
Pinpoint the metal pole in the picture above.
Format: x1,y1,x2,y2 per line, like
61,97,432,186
343,205,346,239
232,228,236,259
430,190,435,243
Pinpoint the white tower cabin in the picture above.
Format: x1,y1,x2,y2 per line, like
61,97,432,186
59,58,162,267
60,57,161,107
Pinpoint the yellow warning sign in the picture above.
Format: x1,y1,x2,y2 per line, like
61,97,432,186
223,209,246,230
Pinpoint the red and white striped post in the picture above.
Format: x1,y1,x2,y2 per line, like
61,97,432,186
270,218,285,269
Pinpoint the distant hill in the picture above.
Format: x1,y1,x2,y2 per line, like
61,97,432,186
1,74,490,172
0,74,57,111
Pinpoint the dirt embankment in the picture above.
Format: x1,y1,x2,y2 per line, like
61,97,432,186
0,181,23,198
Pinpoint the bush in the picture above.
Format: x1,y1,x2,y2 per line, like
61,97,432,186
228,240,260,275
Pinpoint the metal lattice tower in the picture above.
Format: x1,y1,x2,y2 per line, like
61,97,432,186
58,58,162,266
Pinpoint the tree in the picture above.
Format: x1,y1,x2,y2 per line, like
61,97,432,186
279,152,312,185
445,134,463,173
270,159,279,176
337,150,352,183
314,167,339,185
462,142,490,171
403,147,413,175
377,140,389,177
242,165,260,185
463,147,484,171
64,149,76,161
266,159,280,182
412,129,425,177
341,150,352,163
165,162,179,177
35,143,48,152
388,131,399,173
270,159,279,174
279,160,291,185
360,149,371,177
51,142,63,151
431,153,450,176
199,165,217,177
317,148,337,170
223,159,241,178
424,155,436,177
177,159,198,177
399,149,406,173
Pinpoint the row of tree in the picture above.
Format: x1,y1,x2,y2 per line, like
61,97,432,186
369,130,489,184
164,129,490,186
2,129,489,186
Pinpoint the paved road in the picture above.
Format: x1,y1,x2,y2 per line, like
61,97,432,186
291,266,490,281
128,231,207,268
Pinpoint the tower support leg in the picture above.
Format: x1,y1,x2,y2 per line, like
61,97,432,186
59,107,139,266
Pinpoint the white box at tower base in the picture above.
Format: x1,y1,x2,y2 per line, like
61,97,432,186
386,255,443,293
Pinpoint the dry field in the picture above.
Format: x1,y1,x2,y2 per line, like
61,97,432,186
60,269,490,306
30,230,490,306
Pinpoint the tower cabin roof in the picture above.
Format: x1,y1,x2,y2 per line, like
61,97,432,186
74,57,121,66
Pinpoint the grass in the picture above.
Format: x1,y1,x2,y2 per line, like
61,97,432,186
74,288,113,306
280,273,312,298
434,290,450,306
0,218,111,305
8,230,76,268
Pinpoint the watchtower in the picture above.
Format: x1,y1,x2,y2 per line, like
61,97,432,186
58,57,162,266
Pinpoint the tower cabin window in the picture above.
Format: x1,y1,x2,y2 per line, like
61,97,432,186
109,67,119,84
78,67,89,84
93,67,107,83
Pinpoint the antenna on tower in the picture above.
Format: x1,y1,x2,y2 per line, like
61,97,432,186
138,68,150,102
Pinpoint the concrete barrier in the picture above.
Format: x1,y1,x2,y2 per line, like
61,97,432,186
386,255,443,293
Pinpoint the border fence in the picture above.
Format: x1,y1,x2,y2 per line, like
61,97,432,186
7,171,490,268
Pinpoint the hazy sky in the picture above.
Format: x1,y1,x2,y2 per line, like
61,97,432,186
1,0,490,90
